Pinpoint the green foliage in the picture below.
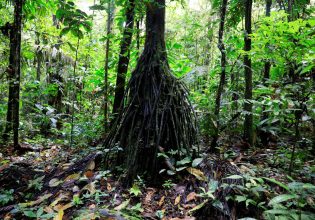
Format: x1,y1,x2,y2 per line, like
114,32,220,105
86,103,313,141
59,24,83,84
57,0,92,39
0,189,14,206
225,174,315,219
22,207,55,219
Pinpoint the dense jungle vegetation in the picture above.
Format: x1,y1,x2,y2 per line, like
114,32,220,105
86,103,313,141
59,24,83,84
0,0,314,219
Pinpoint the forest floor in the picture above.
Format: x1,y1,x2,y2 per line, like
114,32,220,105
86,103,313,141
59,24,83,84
0,135,314,219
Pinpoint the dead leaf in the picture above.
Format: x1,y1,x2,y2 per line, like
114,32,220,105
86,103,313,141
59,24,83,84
82,182,96,194
20,193,52,207
84,170,94,179
233,153,243,163
158,196,165,207
89,204,96,210
175,195,181,205
73,185,80,192
144,188,156,204
53,209,63,220
65,173,81,181
62,163,71,170
44,206,54,213
86,160,95,170
186,192,197,202
49,178,62,187
114,199,130,211
187,199,209,214
107,182,112,191
186,168,207,181
50,194,69,207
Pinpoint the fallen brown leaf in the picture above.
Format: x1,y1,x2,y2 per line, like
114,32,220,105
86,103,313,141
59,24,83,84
158,196,165,207
175,195,181,205
186,192,197,202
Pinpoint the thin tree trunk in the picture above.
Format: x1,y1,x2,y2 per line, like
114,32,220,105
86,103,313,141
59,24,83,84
104,0,114,131
260,0,273,147
136,19,141,58
243,0,254,147
287,0,294,21
35,33,41,82
70,38,80,148
263,0,272,82
2,27,14,141
10,0,23,149
312,72,315,155
112,0,135,119
210,0,228,150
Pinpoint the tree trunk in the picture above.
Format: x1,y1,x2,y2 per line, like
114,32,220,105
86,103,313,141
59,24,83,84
260,0,272,147
243,0,254,147
287,0,294,21
11,0,23,149
105,0,196,185
263,0,272,82
136,19,141,57
210,0,228,150
112,0,135,119
104,0,114,131
2,23,14,141
35,33,41,82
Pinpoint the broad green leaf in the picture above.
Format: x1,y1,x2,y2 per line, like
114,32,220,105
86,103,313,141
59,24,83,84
268,194,297,206
225,175,243,180
192,158,203,167
176,157,191,166
263,177,290,191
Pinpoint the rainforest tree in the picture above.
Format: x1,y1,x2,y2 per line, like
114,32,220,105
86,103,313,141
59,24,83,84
2,0,23,150
243,0,253,147
112,0,135,119
105,0,196,185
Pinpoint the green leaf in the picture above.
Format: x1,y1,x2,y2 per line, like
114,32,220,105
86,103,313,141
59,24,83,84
60,27,71,37
89,4,106,10
263,177,290,191
56,8,66,19
129,184,142,196
167,170,176,175
176,166,187,171
268,194,297,206
176,157,191,166
264,208,293,215
225,175,243,180
192,158,203,167
36,207,44,217
24,210,37,218
235,195,247,203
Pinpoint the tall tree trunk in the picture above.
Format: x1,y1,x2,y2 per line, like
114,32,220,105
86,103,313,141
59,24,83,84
35,32,41,82
11,0,23,148
243,0,254,147
112,0,135,119
210,0,228,150
104,0,114,132
263,0,272,82
105,0,196,185
260,0,272,147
